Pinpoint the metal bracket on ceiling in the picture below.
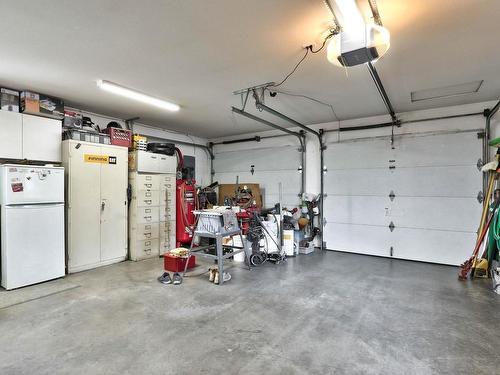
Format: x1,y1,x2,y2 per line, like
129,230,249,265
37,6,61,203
233,82,274,96
234,82,274,111
367,0,383,26
323,0,342,32
252,88,266,110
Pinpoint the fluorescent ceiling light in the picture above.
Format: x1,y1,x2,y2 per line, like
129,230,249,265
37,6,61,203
97,80,180,112
411,80,483,102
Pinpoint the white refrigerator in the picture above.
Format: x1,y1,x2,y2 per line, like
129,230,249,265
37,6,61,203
0,164,65,290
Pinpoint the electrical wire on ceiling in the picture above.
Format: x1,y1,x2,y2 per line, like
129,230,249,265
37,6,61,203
310,32,335,54
270,47,310,88
268,29,337,89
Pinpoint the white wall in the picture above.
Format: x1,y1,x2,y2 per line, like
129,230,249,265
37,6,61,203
66,107,211,187
212,139,303,207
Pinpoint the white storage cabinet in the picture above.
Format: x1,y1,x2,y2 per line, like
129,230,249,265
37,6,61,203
62,140,128,273
0,111,61,162
128,151,176,260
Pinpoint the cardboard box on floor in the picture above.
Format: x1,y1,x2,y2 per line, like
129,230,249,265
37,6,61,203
217,183,262,208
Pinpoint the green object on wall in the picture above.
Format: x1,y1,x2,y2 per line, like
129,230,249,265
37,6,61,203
489,203,500,263
488,136,500,147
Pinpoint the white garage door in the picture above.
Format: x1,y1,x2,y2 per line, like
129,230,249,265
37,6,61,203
323,131,483,265
213,145,302,208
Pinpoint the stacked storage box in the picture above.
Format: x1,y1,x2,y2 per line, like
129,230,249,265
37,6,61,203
128,151,176,260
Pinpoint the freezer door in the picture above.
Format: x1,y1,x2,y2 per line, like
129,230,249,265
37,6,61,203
1,165,64,205
1,204,65,290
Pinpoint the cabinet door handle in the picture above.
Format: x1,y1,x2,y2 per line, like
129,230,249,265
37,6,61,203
145,216,152,221
145,241,151,246
145,183,152,188
144,233,151,238
145,248,151,253
145,209,152,213
144,200,152,205
145,192,152,197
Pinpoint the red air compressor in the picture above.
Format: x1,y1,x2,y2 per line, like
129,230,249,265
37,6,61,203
175,148,197,247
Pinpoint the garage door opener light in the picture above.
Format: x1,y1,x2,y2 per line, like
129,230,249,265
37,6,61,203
97,80,180,112
324,0,390,67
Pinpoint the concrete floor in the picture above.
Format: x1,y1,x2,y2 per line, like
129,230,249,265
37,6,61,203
1,251,499,375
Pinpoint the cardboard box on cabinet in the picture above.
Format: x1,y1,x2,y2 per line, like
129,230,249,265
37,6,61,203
20,91,40,113
0,88,19,112
21,91,64,119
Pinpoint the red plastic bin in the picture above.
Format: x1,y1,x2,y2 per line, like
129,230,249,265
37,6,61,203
164,254,196,272
103,127,132,148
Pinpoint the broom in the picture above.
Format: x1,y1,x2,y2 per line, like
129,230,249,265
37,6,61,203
459,200,500,280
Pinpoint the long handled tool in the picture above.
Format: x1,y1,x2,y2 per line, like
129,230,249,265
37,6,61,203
478,171,496,236
459,200,500,280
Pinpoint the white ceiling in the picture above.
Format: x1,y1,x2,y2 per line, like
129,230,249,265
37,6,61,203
1,0,499,138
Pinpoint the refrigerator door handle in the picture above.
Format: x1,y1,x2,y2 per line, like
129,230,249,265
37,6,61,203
5,203,64,208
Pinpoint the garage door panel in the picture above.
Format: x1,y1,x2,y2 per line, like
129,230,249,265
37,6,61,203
390,166,481,197
391,228,476,265
324,131,481,265
214,171,299,194
325,169,390,196
265,193,300,208
324,196,390,226
393,132,480,167
214,171,257,185
389,197,482,232
214,145,301,209
326,139,393,169
324,223,390,257
214,147,300,172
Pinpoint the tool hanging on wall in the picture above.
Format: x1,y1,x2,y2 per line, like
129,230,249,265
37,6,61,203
197,181,218,209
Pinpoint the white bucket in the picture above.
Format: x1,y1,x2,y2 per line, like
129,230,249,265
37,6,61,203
283,229,294,256
231,235,246,262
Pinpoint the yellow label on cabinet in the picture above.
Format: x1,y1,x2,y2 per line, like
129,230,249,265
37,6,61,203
84,154,117,164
